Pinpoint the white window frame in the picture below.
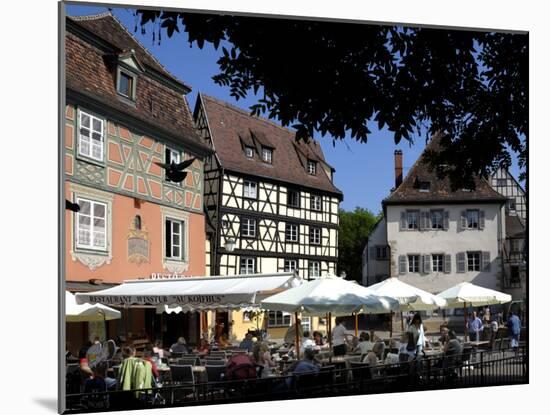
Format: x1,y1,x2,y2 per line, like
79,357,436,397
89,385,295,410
311,195,322,211
309,227,321,245
261,147,272,163
165,147,182,186
307,160,317,175
268,311,291,327
78,110,104,162
244,146,254,158
301,316,312,332
240,257,256,274
308,261,320,279
243,180,257,199
467,251,481,271
284,259,297,272
431,210,443,229
75,197,107,251
432,254,444,272
165,217,184,260
407,211,419,230
116,69,137,100
467,210,480,229
285,224,299,242
408,254,420,273
241,218,256,238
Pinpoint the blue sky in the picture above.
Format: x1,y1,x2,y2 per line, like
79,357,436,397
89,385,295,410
67,4,523,214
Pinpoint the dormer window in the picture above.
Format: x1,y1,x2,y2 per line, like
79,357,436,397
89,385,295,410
115,50,143,102
245,146,254,158
261,147,273,163
307,159,317,175
116,68,137,101
418,181,430,192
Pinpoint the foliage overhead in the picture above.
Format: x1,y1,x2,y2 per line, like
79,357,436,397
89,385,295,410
136,10,527,188
337,208,380,283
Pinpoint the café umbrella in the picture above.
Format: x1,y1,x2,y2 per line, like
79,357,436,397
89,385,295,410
260,274,399,357
66,291,121,322
367,278,447,337
435,282,512,340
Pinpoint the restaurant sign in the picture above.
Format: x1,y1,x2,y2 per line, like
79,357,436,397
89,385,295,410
83,294,229,307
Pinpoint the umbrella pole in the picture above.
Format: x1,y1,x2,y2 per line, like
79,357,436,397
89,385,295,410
390,312,393,339
328,312,333,363
401,311,404,332
295,312,300,360
464,302,468,342
355,313,359,337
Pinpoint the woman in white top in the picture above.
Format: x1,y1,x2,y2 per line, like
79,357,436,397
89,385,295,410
407,313,426,357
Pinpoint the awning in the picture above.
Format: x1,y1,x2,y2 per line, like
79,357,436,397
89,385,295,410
75,272,301,312
66,291,121,322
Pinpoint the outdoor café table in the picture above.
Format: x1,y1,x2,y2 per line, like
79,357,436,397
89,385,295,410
466,341,490,349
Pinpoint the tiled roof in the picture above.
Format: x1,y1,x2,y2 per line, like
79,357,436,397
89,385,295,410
506,215,525,238
66,13,207,154
383,134,507,205
199,94,343,196
68,12,189,89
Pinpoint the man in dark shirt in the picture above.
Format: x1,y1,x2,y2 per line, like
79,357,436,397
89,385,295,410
239,333,254,352
169,337,189,354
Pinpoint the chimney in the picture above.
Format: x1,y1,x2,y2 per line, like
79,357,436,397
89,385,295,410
394,150,403,188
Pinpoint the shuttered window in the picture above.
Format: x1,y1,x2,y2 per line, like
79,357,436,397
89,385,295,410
457,252,466,273
431,210,444,229
408,255,420,273
398,255,407,274
432,254,444,272
467,251,481,271
407,211,419,230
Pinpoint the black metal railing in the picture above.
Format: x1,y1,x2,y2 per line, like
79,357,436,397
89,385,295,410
65,346,527,413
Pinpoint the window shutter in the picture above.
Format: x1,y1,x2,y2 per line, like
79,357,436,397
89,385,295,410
479,210,486,229
400,212,407,231
165,148,171,164
369,246,376,261
443,211,449,230
427,211,433,229
398,255,407,275
460,211,467,230
482,251,491,271
419,212,426,230
444,254,452,273
165,220,171,257
423,255,431,274
457,252,466,273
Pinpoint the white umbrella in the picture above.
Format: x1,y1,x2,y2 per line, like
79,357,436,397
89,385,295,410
66,291,121,322
436,282,512,308
367,278,446,311
261,275,399,359
260,274,399,316
367,278,447,337
436,282,512,341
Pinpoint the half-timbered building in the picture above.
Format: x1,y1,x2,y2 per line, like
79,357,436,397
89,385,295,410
65,12,211,352
194,94,343,339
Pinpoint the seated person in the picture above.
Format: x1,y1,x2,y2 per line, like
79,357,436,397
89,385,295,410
439,326,450,346
218,333,232,348
239,333,255,352
443,330,463,358
354,332,375,355
153,340,169,359
142,346,160,381
312,331,324,346
252,342,276,378
169,337,189,355
196,338,210,354
372,338,386,361
85,361,117,391
79,348,94,378
300,331,316,354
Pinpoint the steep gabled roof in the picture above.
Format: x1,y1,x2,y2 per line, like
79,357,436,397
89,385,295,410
66,12,209,155
68,12,189,90
383,135,507,205
198,94,342,196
